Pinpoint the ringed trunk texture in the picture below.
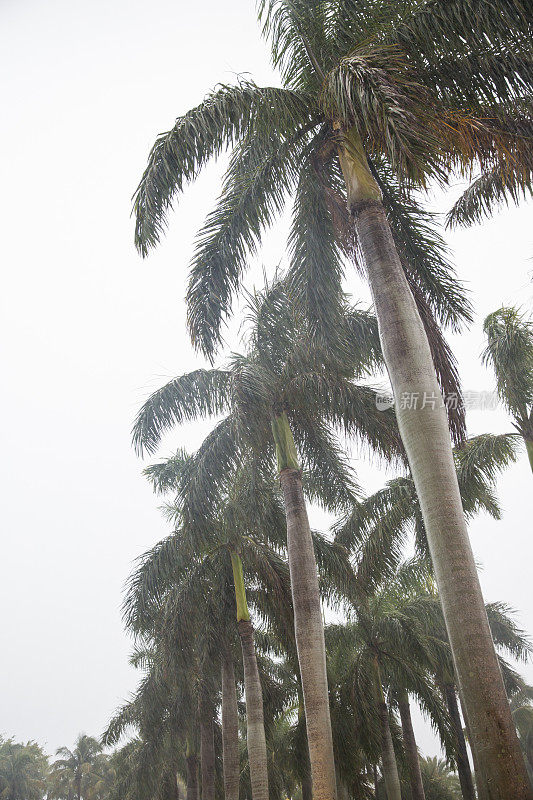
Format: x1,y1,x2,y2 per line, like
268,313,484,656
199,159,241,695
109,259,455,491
238,619,269,800
461,692,490,800
200,692,215,800
444,684,476,800
276,455,337,800
338,135,533,800
186,754,200,800
378,698,402,800
398,690,426,800
221,651,240,800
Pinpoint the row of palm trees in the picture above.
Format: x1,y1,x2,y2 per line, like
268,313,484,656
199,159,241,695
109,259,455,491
116,1,533,799
0,735,113,800
107,288,533,800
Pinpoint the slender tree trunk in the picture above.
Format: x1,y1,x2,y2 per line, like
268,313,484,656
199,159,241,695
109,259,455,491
444,684,476,800
397,689,426,800
273,411,337,800
186,752,200,800
238,619,269,800
374,663,401,800
230,550,269,800
221,649,240,800
302,772,313,800
297,690,313,800
200,689,215,800
337,129,533,800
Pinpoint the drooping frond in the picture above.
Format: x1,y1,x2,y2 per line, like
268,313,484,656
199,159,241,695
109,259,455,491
374,161,472,331
485,602,532,663
257,0,333,89
448,163,533,227
186,123,316,358
132,369,231,456
393,0,533,81
134,80,316,255
286,130,348,340
290,411,359,511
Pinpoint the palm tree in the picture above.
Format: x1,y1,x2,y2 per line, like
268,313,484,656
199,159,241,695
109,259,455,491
132,2,533,791
0,738,48,800
483,307,533,473
326,560,454,800
48,736,102,800
419,757,461,800
132,282,400,800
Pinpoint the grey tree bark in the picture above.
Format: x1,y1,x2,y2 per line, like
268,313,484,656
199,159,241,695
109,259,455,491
398,690,426,800
278,464,337,800
221,650,240,800
378,697,402,800
337,137,533,800
200,691,215,800
186,754,199,800
444,683,476,800
238,619,269,800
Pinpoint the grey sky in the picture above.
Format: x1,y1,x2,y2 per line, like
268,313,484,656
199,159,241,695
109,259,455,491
1,0,532,759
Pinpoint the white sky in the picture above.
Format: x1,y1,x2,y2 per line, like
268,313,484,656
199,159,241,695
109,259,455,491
1,0,532,760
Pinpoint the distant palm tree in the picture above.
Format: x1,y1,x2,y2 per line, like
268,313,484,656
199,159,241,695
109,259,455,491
419,757,461,800
0,738,48,800
48,736,102,800
483,307,533,474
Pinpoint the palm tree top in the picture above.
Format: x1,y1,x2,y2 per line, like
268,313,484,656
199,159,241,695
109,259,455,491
128,0,533,365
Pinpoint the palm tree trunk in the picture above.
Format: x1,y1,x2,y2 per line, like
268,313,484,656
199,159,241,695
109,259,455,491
230,550,269,800
444,684,476,800
221,649,240,800
272,411,337,800
337,130,533,800
397,689,426,800
200,690,215,800
297,690,313,800
186,751,199,800
374,662,401,800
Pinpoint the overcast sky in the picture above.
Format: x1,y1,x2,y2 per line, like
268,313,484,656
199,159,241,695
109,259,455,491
1,0,532,760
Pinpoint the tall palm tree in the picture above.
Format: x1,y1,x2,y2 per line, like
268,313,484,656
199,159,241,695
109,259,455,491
132,282,399,800
483,307,533,474
48,736,103,800
132,2,533,791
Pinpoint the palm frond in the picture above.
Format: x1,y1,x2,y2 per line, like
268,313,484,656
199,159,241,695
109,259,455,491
134,80,316,255
132,369,231,456
186,124,315,358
